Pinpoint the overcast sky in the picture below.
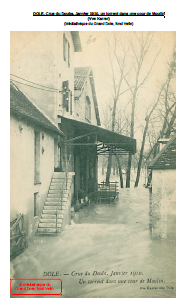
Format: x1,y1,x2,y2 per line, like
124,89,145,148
75,31,176,146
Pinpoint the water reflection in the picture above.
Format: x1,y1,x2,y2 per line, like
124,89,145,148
11,185,176,298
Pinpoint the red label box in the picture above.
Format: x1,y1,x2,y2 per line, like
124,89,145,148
10,279,62,295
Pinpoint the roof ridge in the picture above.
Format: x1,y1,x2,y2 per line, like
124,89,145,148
10,82,61,132
75,66,92,70
10,82,63,136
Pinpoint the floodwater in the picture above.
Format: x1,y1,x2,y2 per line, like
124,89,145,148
10,183,176,298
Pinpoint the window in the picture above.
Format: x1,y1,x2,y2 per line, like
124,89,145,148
62,80,69,112
63,33,70,67
70,91,72,115
34,131,40,183
68,42,70,67
34,192,39,217
57,145,61,168
54,139,62,171
85,96,91,122
63,33,66,61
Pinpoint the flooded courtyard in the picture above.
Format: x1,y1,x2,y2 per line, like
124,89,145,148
10,184,176,298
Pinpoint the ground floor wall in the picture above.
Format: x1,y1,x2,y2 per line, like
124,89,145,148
59,123,98,202
74,145,97,201
150,169,176,239
10,115,57,238
61,173,75,229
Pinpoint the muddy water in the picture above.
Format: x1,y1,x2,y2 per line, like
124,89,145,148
11,186,176,298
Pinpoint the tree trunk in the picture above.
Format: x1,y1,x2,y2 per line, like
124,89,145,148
148,109,172,160
134,120,149,187
106,154,112,185
105,98,117,184
126,152,132,188
113,167,115,175
126,88,137,188
115,155,123,188
165,107,176,138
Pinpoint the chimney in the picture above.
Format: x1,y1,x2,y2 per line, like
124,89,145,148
158,138,170,151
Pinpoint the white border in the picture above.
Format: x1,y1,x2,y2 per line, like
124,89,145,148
2,1,184,305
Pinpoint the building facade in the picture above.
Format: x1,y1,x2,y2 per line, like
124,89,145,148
10,31,82,124
148,135,176,239
10,83,63,238
10,31,136,237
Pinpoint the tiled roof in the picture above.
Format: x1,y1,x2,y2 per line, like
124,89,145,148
74,67,101,126
10,82,63,136
74,67,91,90
71,32,82,52
148,135,176,169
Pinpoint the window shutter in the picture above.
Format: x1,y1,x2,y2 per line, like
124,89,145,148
34,192,39,217
70,91,72,115
62,81,69,111
63,33,66,61
68,42,70,67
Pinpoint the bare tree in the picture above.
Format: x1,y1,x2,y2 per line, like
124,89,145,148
103,33,174,189
145,49,176,162
123,32,161,188
134,84,166,187
104,33,130,187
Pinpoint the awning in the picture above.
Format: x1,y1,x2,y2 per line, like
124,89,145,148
58,116,136,155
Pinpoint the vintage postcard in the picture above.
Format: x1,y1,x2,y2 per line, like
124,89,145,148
10,29,176,299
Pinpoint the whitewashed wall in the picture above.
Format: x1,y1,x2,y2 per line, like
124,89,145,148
11,31,75,124
150,169,176,239
10,115,56,238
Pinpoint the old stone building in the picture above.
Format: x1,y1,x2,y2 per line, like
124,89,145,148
148,135,176,239
10,31,136,238
10,82,64,238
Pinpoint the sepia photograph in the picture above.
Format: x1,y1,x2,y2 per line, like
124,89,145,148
10,30,176,298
